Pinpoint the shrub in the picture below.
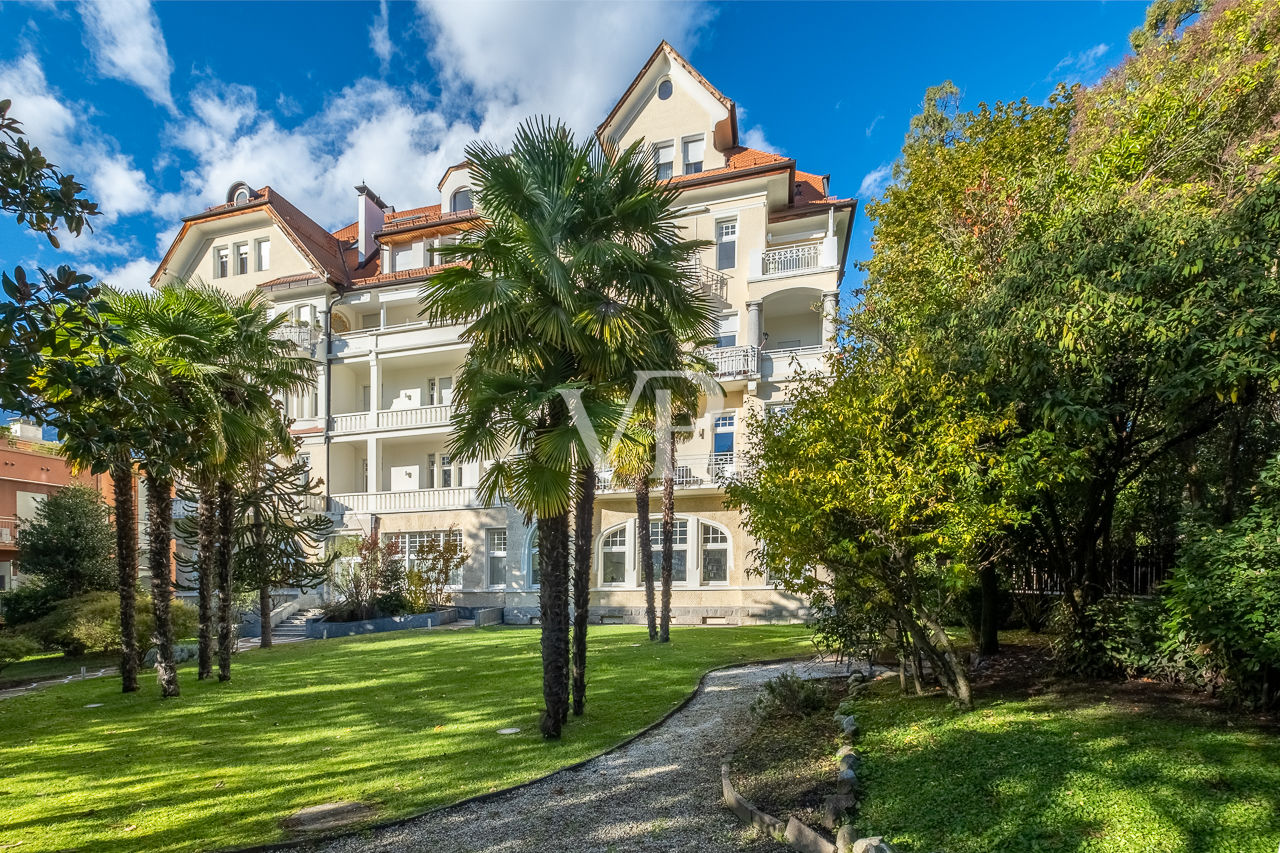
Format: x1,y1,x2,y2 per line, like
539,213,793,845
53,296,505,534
751,671,828,719
1051,597,1202,686
1,581,62,627
404,526,468,612
0,634,40,673
25,592,198,656
810,590,887,676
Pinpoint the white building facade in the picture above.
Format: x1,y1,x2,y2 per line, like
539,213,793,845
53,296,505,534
151,43,855,625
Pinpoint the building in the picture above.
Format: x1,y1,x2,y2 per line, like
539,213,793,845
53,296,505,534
150,43,855,625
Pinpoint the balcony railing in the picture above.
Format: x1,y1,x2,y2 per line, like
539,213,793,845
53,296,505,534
328,487,481,514
762,242,823,276
270,323,316,350
0,516,19,546
376,404,451,430
596,452,738,493
330,405,452,433
682,262,728,300
699,345,759,379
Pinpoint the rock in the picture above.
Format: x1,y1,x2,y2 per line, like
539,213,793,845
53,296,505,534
847,670,868,685
784,816,837,853
841,715,860,737
837,751,860,772
834,710,849,725
850,836,896,853
142,644,198,667
280,801,377,833
836,825,859,853
836,767,858,794
820,793,857,829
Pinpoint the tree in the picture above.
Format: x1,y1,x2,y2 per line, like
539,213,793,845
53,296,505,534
15,484,114,600
406,527,468,612
423,118,712,736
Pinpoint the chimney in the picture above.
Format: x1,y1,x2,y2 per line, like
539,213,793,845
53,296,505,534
355,184,388,264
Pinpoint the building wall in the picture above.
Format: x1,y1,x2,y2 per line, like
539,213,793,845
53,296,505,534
174,217,311,296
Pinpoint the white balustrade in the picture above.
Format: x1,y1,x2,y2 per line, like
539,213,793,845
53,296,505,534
328,487,480,514
699,345,759,378
376,405,450,430
761,242,822,276
329,412,369,433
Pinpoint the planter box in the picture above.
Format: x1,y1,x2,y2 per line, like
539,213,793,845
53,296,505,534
306,608,458,639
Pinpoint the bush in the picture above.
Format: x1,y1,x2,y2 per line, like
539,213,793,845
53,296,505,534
0,633,40,673
751,671,828,719
1,582,62,627
1051,597,1202,686
24,592,198,656
810,590,887,676
1165,502,1280,708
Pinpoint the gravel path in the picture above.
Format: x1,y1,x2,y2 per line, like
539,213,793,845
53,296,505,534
291,658,848,853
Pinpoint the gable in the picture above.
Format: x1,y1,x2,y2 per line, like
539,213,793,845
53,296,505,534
157,213,314,296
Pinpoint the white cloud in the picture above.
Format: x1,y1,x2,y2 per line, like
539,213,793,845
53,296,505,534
1050,42,1111,83
865,114,884,137
79,0,176,112
742,125,779,154
857,163,894,200
81,255,161,292
370,0,393,74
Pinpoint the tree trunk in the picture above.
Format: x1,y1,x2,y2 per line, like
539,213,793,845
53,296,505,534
196,482,217,679
145,472,180,698
216,478,235,681
659,441,675,643
637,474,656,640
571,464,595,716
538,511,571,738
258,584,273,648
978,562,1000,657
112,461,139,694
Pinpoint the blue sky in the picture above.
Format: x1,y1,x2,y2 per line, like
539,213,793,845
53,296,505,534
0,0,1148,296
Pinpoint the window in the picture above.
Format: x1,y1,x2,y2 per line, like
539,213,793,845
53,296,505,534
361,313,380,330
648,519,688,583
391,242,418,272
713,413,735,475
653,142,674,181
682,136,705,175
487,528,507,586
213,246,229,279
657,78,673,100
716,314,738,348
602,526,627,584
234,242,249,275
441,454,454,488
386,529,464,586
715,220,737,271
451,188,472,212
701,524,729,583
529,531,540,588
255,238,270,271
233,187,250,204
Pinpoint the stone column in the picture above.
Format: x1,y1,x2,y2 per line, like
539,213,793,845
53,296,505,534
821,291,839,348
745,300,763,349
368,352,380,430
366,436,378,493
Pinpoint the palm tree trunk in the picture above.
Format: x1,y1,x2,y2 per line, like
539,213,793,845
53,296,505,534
196,482,217,679
216,478,235,681
538,511,570,738
659,441,675,643
112,460,139,693
144,472,180,698
571,463,595,716
637,474,656,640
258,584,273,648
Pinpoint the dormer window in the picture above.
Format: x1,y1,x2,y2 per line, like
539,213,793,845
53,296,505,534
451,188,472,213
233,187,249,204
227,181,253,205
658,79,673,100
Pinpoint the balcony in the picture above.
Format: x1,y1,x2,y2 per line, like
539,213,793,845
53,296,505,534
270,322,317,351
596,451,738,493
760,345,828,383
0,516,19,547
328,487,482,514
329,404,452,434
682,262,728,301
748,237,839,285
699,345,759,379
330,317,467,357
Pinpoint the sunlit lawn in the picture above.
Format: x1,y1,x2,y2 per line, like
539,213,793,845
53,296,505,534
0,623,809,852
847,677,1280,853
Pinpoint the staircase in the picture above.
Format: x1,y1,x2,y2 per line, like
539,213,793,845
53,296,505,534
270,608,323,643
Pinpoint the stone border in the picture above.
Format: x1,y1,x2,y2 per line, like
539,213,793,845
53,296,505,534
223,654,814,853
720,762,786,840
305,608,457,639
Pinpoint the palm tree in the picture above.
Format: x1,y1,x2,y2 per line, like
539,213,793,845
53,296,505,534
424,118,713,736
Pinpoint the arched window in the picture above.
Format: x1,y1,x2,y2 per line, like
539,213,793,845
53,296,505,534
451,188,472,213
657,78,673,100
700,521,730,584
600,524,628,585
233,187,250,204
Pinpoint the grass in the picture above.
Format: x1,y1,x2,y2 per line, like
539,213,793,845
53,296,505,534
845,668,1280,852
0,623,809,853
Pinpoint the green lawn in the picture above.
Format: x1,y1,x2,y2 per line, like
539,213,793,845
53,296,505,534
1,650,119,687
0,624,809,853
846,677,1280,853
